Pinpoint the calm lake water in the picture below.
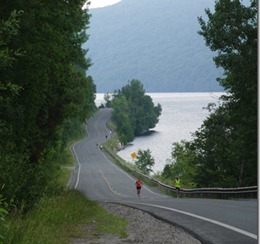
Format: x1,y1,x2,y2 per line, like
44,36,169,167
95,92,223,173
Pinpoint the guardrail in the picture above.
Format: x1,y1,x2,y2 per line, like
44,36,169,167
103,142,257,199
103,111,257,199
135,170,257,199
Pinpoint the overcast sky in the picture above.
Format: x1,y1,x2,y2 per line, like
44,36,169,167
88,0,121,9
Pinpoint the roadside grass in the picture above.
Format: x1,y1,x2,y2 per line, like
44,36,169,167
2,131,128,244
4,190,127,244
1,117,172,243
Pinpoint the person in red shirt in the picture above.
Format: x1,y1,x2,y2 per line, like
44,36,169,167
135,179,142,197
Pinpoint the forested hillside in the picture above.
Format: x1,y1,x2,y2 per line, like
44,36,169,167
85,0,224,92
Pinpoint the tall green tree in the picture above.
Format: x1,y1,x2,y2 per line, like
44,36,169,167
190,105,240,187
0,0,95,210
135,149,155,175
121,80,162,135
162,141,197,188
0,9,23,124
162,0,257,188
111,79,162,144
111,94,134,144
197,0,257,186
0,10,22,239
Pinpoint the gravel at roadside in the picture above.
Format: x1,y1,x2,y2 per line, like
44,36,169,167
72,203,201,244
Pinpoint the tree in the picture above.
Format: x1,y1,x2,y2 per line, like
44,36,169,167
194,0,257,186
121,80,162,135
111,94,134,144
190,105,240,187
111,79,162,144
162,0,257,188
0,0,95,210
104,93,113,108
135,149,155,175
162,141,197,188
0,9,23,124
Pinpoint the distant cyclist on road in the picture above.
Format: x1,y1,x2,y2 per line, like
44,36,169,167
135,179,142,197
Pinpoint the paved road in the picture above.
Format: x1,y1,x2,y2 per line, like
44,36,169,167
69,109,258,244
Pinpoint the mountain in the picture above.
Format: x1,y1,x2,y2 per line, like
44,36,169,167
84,0,224,93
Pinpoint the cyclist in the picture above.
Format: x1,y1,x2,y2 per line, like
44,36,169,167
135,179,142,197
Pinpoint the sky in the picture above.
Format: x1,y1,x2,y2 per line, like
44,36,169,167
87,0,122,9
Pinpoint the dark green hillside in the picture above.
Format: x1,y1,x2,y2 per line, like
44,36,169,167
85,0,224,92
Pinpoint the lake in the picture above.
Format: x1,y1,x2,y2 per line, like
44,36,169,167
95,92,223,173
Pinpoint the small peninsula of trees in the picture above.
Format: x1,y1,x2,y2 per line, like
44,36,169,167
108,80,162,145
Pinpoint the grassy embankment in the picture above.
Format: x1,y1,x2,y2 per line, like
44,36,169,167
2,136,128,244
2,118,176,243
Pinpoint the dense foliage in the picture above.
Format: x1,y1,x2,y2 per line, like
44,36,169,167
135,149,155,175
162,0,257,187
109,80,162,144
0,0,96,211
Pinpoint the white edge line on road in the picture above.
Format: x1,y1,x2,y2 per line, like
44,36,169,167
71,111,257,240
71,142,81,189
125,202,257,240
71,119,91,190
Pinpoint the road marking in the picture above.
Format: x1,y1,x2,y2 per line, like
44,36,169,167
100,149,166,198
71,142,81,189
99,169,127,197
125,202,257,240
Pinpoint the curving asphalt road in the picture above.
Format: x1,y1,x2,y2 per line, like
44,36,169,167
69,109,258,244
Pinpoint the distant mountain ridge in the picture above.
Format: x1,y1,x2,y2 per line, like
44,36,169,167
84,0,224,93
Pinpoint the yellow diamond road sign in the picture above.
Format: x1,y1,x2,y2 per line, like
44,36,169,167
131,152,137,159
